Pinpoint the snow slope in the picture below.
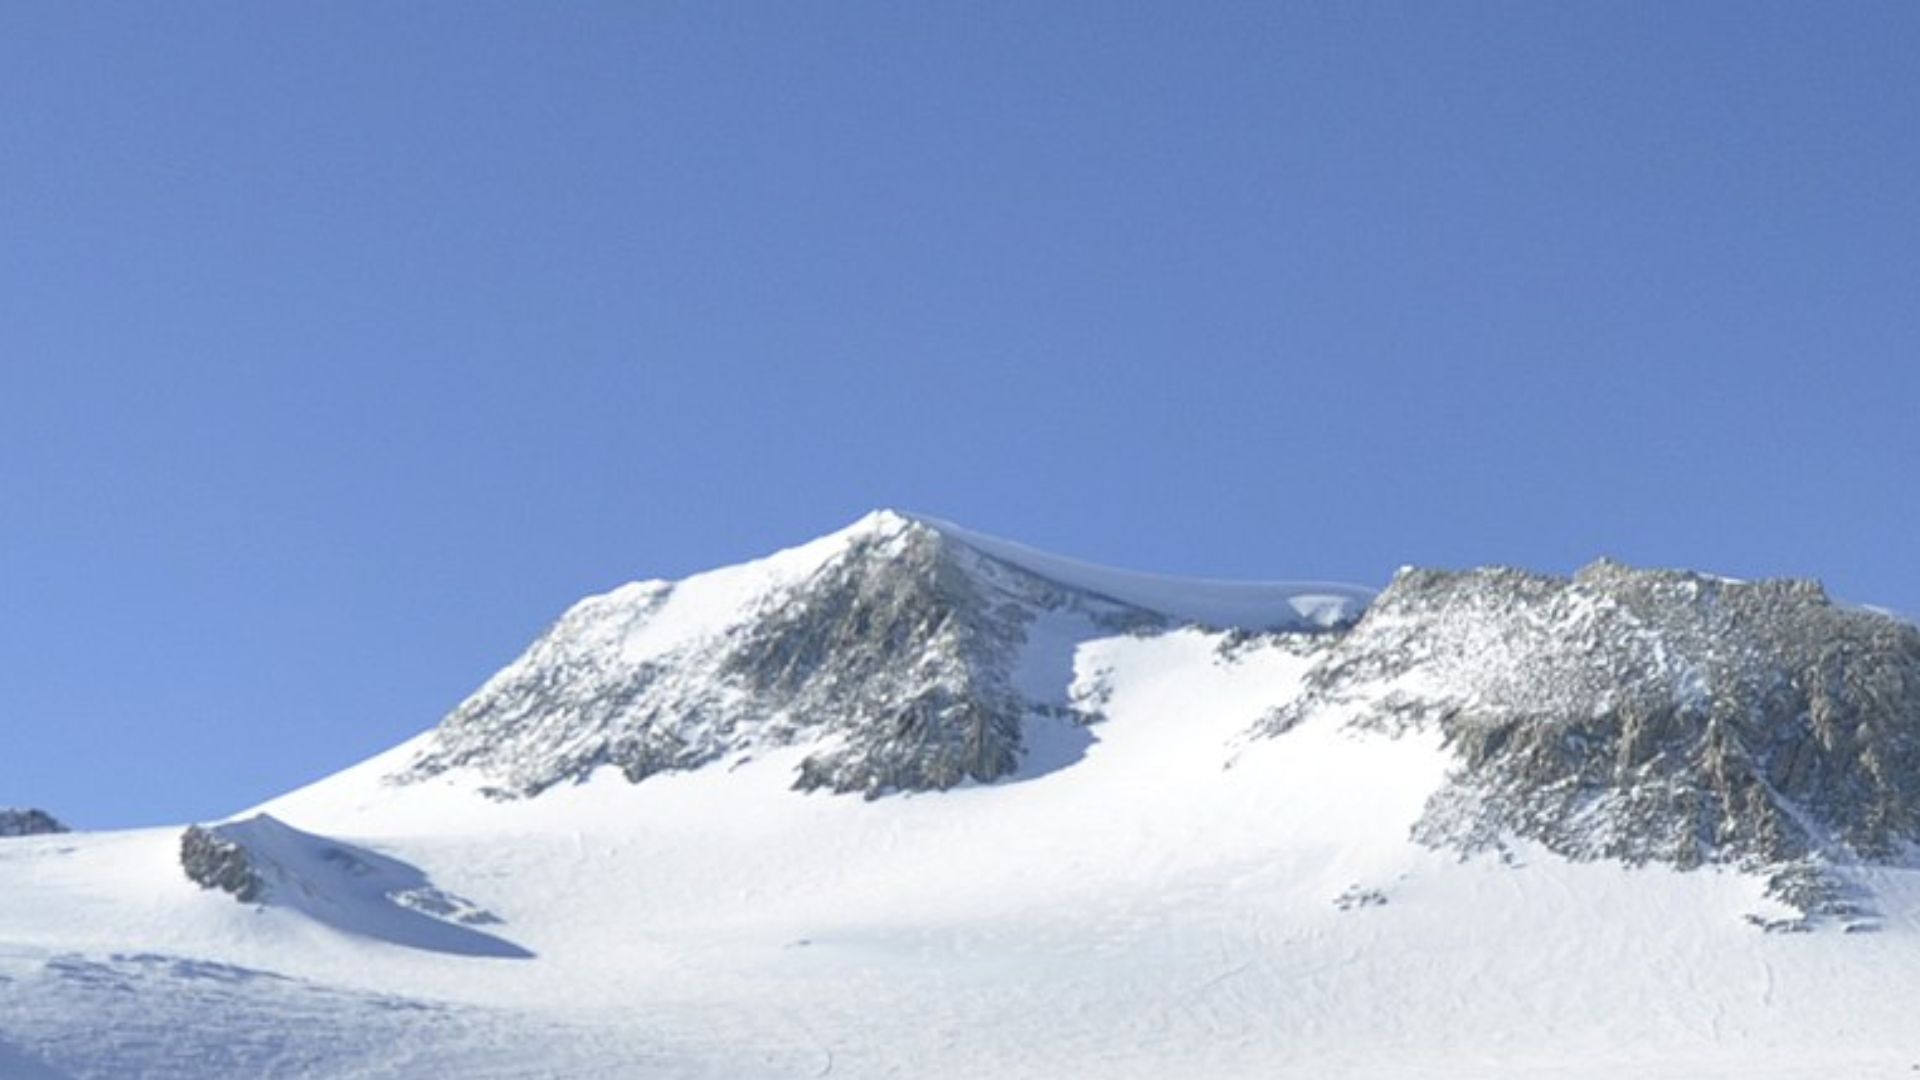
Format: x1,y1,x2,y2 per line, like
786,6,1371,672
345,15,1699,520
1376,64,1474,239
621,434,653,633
913,512,1372,629
2,517,1918,1078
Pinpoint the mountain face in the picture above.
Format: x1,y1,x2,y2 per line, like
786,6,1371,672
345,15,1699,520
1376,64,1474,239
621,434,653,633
1260,560,1920,917
397,511,1366,799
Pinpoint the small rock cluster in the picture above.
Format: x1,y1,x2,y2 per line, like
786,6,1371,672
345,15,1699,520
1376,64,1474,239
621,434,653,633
0,808,67,837
1333,885,1389,911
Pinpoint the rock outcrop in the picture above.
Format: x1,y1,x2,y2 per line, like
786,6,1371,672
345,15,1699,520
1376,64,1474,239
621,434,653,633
1261,560,1920,912
0,809,67,837
176,815,527,956
181,825,264,903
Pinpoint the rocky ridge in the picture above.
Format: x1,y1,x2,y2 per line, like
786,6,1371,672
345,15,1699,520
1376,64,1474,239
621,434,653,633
1260,560,1920,917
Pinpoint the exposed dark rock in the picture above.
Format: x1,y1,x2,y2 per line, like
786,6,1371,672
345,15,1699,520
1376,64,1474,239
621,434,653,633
181,825,264,903
1333,885,1389,911
0,809,67,837
735,524,1044,796
1262,560,1920,912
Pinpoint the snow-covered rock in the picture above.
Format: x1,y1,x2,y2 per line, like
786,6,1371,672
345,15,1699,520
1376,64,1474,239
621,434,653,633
1260,559,1920,912
180,824,264,902
0,809,66,837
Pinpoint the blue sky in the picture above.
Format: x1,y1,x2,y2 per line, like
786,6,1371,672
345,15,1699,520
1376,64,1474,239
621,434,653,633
3,4,1916,827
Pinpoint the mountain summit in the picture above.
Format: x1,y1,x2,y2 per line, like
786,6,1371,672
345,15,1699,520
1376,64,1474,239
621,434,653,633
396,510,1370,798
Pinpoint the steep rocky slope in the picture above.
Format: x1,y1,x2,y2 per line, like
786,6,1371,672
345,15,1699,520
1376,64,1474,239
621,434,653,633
1259,559,1920,916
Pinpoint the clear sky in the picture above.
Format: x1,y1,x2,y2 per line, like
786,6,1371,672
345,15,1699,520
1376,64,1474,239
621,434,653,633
3,3,1916,828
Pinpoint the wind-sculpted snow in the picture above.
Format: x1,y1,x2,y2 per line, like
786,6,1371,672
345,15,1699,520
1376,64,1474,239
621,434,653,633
0,950,580,1080
179,815,529,958
1261,560,1920,915
398,511,1349,799
913,513,1372,630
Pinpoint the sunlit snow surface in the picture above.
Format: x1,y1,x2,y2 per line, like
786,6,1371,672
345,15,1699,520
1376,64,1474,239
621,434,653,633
914,512,1373,629
4,524,1920,1077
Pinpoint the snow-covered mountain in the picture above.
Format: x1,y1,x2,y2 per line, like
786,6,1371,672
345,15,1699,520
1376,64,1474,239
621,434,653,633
398,510,1367,799
3,512,1919,1079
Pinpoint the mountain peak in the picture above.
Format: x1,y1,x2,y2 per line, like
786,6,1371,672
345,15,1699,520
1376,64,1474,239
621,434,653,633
389,515,1365,800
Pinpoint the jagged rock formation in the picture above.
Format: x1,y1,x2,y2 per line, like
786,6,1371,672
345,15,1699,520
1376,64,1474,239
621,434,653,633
1261,560,1920,911
396,512,1350,799
726,523,1079,795
181,825,264,902
0,809,67,837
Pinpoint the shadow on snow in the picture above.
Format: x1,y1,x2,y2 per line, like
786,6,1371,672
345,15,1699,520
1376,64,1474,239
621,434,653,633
208,815,533,959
